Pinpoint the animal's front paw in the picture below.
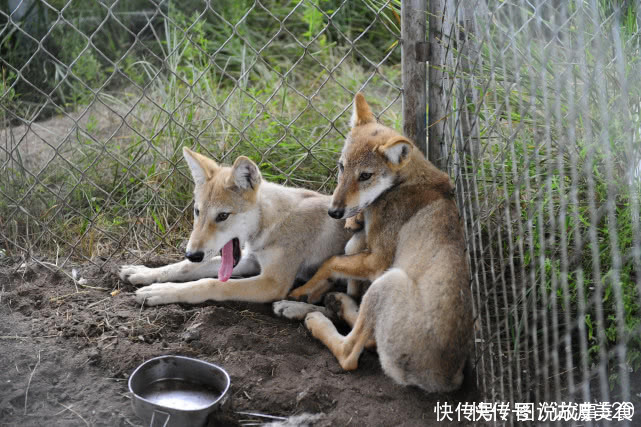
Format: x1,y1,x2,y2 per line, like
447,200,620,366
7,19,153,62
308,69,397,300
287,287,308,302
345,212,364,232
119,265,157,285
135,282,182,306
288,287,324,304
273,300,333,321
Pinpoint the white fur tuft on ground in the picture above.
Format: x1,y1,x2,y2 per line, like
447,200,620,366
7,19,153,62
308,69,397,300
265,412,326,427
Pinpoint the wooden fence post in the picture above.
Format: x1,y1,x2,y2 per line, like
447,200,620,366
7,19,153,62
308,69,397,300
401,0,428,156
427,0,454,170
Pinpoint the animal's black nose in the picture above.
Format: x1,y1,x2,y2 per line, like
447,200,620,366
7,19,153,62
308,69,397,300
328,208,345,219
185,251,204,263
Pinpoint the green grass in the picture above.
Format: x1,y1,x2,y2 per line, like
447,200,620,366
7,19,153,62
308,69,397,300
0,0,401,261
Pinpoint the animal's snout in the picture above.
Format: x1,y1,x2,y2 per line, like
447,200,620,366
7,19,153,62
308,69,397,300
185,251,204,263
328,207,345,219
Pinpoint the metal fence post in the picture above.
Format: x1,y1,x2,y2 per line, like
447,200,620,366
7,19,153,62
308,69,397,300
427,0,454,170
401,0,427,156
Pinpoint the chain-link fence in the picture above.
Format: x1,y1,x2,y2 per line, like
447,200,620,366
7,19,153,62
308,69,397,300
0,0,402,269
434,0,641,419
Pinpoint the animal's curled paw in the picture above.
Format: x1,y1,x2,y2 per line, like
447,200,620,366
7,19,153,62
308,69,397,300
344,212,364,232
324,292,347,317
287,288,308,302
288,287,325,305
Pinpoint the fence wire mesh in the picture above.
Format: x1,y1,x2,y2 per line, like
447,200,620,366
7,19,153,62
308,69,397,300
3,0,641,421
438,0,641,417
0,0,402,272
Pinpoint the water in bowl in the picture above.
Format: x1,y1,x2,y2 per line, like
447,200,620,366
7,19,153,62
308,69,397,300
139,379,222,411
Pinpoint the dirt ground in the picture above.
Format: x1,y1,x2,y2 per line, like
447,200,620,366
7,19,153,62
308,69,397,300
0,257,481,427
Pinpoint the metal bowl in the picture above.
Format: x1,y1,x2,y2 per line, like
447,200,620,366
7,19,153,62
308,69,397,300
129,355,231,427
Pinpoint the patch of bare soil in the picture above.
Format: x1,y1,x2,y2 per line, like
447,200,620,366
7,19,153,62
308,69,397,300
0,258,480,426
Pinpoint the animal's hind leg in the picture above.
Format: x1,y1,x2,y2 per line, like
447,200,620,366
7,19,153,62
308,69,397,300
324,292,359,326
324,292,376,349
346,280,362,298
305,287,378,371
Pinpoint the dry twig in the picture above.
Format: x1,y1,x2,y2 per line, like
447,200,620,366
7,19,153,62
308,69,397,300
57,403,90,426
23,350,41,415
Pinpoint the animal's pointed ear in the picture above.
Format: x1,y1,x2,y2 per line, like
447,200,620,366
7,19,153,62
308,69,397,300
183,147,218,185
377,136,413,169
230,156,261,191
350,93,376,127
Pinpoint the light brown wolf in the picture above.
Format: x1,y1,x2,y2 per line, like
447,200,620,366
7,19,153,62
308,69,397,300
275,93,473,392
119,148,354,307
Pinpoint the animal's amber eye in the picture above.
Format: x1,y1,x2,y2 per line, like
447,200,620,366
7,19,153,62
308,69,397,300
358,172,373,181
338,162,344,173
216,212,230,222
194,207,200,216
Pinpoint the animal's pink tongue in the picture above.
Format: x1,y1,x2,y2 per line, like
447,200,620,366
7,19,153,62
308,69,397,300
218,240,234,282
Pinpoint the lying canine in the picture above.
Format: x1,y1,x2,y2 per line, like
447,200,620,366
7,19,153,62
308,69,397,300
275,94,473,392
120,148,354,307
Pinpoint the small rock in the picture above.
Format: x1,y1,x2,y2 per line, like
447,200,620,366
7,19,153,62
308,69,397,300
88,348,100,364
181,329,200,342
